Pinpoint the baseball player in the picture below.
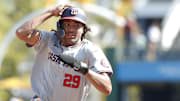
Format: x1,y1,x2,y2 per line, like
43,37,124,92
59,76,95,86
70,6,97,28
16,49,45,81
16,4,113,101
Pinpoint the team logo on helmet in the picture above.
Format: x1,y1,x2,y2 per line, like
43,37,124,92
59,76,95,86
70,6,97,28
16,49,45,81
71,9,78,15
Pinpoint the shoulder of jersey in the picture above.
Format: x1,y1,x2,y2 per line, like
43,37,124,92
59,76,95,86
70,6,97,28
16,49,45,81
83,39,96,47
83,39,100,51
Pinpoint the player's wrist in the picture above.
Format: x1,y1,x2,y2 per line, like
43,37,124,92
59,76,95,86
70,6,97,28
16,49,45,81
79,66,89,75
74,62,89,75
46,8,54,16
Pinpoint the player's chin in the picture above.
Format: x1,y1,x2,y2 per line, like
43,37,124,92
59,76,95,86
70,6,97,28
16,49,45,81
64,39,78,46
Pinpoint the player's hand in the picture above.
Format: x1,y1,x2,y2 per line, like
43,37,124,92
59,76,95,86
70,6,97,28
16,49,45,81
59,54,89,75
49,4,72,17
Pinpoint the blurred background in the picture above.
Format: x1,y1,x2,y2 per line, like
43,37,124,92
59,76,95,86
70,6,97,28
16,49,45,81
1,0,180,101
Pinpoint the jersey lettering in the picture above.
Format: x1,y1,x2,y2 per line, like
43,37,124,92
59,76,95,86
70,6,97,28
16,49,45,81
48,52,64,65
63,73,81,88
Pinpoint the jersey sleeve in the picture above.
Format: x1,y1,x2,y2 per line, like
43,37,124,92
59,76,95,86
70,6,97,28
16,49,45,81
86,43,113,77
33,30,53,51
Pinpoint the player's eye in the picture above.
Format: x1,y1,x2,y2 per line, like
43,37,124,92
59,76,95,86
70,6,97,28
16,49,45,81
63,23,70,27
63,23,83,29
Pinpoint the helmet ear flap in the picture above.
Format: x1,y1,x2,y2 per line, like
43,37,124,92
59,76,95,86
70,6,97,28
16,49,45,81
57,20,62,31
55,20,65,41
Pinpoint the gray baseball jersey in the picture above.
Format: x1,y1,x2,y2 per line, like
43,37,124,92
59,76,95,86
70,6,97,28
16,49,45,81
30,30,113,101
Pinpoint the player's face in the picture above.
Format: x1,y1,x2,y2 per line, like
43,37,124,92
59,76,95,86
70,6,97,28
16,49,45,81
61,19,84,46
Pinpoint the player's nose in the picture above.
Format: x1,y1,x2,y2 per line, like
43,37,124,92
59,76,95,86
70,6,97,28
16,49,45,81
68,27,77,32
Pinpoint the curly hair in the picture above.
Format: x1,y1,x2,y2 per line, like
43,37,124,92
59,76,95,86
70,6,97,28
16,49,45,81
81,24,91,40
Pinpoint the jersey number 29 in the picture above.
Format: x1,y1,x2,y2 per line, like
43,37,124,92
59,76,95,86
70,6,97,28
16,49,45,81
63,73,81,88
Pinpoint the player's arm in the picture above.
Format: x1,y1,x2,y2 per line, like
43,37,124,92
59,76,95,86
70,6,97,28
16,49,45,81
85,70,112,96
58,54,112,95
16,4,71,44
16,11,52,45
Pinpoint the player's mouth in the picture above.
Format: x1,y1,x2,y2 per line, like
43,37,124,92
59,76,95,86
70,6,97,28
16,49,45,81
65,33,76,39
67,35,76,39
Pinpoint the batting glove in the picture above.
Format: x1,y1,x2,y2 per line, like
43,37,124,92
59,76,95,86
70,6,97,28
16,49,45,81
59,54,89,75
